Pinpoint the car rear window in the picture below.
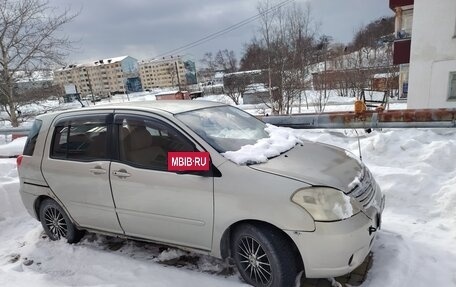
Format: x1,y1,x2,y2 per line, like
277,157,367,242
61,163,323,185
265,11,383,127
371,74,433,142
50,115,109,161
23,119,43,156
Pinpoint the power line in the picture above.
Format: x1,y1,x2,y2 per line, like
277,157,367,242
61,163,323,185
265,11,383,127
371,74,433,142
155,0,293,57
152,0,294,59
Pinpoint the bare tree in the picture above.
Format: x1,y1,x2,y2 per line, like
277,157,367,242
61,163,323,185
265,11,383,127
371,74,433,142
0,0,77,126
343,17,396,98
223,75,241,105
288,2,317,111
255,0,319,114
215,49,237,73
223,72,251,105
199,52,217,83
166,63,177,87
312,82,330,112
257,0,277,113
14,82,63,120
283,2,318,113
239,39,268,71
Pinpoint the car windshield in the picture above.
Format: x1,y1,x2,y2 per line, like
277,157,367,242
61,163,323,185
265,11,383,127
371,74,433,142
176,106,269,153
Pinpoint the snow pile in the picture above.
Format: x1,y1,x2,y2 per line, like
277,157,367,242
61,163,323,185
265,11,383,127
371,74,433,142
295,128,456,287
0,137,27,157
0,159,25,221
222,124,302,164
154,249,187,262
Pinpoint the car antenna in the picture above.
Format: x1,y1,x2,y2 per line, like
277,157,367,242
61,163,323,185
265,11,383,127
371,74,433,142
76,98,85,108
353,129,363,162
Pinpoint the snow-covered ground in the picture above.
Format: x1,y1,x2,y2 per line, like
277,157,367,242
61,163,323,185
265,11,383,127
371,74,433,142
197,91,407,116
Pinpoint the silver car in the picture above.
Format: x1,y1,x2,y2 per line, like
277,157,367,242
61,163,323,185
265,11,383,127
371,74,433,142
17,100,385,287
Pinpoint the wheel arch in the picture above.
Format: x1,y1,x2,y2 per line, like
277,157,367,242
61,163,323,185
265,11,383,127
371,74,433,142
219,219,304,272
34,195,76,225
34,195,53,220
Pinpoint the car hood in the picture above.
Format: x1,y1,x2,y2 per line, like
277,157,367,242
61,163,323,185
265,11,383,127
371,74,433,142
249,140,362,192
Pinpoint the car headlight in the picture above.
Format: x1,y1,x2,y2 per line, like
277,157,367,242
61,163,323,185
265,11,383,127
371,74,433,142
291,187,361,221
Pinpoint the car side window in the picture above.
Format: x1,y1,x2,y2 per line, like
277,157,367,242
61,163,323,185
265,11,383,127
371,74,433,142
23,119,43,156
117,116,195,170
51,115,110,161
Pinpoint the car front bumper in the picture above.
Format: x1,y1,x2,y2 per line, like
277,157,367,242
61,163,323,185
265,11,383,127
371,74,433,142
285,195,384,278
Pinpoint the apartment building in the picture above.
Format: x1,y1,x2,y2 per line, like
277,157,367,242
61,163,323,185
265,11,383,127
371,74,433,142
54,56,142,97
390,0,456,108
139,56,197,89
390,0,413,100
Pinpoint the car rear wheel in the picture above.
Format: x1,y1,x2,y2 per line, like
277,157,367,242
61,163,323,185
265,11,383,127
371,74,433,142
231,223,301,287
39,199,84,243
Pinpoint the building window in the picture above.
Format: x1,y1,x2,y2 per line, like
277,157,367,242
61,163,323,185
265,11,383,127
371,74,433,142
448,72,456,100
454,17,456,38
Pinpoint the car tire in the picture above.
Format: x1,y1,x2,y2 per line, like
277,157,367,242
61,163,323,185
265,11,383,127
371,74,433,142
231,223,301,287
39,199,84,243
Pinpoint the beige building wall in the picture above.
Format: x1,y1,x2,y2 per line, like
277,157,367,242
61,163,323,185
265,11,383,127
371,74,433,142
139,56,187,89
54,56,137,97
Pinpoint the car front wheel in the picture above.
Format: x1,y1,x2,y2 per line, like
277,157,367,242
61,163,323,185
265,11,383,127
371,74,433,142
39,199,84,243
231,223,301,287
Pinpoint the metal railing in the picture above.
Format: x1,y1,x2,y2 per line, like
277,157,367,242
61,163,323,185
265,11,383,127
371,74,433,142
261,109,456,129
1,109,455,144
0,127,30,142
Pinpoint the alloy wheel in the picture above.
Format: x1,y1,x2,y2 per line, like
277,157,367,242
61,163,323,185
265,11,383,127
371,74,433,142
237,236,273,286
43,206,68,239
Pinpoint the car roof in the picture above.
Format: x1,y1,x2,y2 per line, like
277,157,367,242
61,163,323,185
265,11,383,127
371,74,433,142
35,100,228,123
104,100,226,114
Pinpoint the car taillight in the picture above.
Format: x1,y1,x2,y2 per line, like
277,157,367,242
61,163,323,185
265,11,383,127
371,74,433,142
16,155,23,168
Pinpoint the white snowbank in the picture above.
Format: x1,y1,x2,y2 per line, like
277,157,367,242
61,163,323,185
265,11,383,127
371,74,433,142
0,137,27,157
295,128,456,287
222,124,302,164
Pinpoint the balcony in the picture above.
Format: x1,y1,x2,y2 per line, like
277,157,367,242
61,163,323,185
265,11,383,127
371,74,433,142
393,39,411,65
396,30,411,40
389,0,414,10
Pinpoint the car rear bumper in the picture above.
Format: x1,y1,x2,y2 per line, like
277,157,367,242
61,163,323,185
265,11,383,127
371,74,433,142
19,186,39,219
19,180,57,220
284,199,383,278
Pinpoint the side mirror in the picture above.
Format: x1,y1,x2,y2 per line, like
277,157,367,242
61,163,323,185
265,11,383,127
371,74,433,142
175,164,221,177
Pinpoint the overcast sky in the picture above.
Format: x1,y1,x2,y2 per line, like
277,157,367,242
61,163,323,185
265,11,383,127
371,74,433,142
50,0,393,65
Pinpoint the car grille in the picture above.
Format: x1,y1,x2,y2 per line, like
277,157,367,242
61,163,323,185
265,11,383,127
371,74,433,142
347,167,376,209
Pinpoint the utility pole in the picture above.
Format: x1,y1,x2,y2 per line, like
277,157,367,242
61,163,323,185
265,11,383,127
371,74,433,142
324,56,327,105
123,80,130,101
85,68,95,105
175,61,181,91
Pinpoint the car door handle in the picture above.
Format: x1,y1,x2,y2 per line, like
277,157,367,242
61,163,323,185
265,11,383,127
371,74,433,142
89,168,107,175
113,170,131,178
